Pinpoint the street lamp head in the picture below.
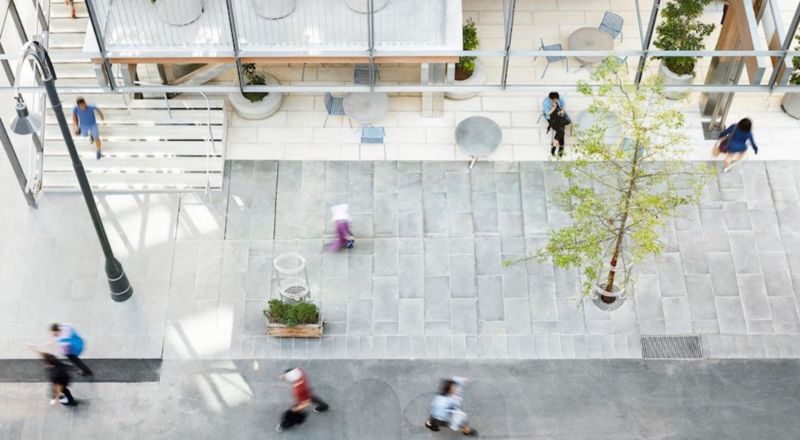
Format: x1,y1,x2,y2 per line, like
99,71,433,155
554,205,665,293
10,97,41,136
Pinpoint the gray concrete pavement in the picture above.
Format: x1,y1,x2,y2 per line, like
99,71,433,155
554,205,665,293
2,161,800,360
2,359,800,439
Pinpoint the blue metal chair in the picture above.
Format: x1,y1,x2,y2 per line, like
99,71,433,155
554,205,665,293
324,92,352,128
354,64,379,85
599,11,624,41
616,56,629,74
360,126,386,160
534,38,568,79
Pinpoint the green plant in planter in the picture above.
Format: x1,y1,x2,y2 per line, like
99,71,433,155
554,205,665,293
242,63,269,103
790,35,800,86
455,18,479,79
653,0,715,76
264,299,319,327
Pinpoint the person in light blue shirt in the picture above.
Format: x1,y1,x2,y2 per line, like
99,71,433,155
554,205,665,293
541,91,566,121
425,376,478,436
71,97,105,160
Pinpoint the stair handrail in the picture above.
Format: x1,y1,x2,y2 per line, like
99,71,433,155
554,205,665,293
27,0,52,198
198,91,216,195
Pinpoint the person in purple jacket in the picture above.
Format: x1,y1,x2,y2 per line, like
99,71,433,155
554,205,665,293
715,118,758,173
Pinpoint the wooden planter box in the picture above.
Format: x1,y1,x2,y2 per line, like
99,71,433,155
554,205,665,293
267,320,324,338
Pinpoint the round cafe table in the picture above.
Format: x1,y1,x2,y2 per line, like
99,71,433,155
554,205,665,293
568,27,614,65
343,92,390,124
455,116,502,168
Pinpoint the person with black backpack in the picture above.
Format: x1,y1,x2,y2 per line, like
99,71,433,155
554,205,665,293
275,368,329,433
41,353,77,406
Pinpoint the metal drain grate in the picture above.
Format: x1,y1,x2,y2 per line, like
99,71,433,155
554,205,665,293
641,336,703,359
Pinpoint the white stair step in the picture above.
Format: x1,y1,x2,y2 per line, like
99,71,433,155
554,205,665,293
43,172,224,191
45,156,225,172
45,124,224,140
48,33,86,49
43,140,219,156
49,18,89,34
49,62,96,78
48,109,225,125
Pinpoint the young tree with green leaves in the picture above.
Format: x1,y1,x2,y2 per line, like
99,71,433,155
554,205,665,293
537,58,715,306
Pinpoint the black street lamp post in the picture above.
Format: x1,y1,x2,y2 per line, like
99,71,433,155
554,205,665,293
11,41,132,302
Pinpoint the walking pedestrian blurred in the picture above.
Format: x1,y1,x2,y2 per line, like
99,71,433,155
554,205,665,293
276,368,329,433
65,0,77,18
425,376,479,436
712,117,758,173
41,353,77,406
51,323,93,377
326,203,355,252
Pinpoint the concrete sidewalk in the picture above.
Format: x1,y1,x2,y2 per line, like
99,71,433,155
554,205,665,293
2,359,800,439
1,161,800,360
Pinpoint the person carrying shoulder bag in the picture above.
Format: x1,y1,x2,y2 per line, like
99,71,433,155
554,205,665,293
712,118,758,173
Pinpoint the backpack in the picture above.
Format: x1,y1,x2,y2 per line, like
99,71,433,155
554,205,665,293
59,328,84,356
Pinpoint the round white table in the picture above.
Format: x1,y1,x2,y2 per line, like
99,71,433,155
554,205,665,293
574,109,622,143
568,27,614,65
343,92,390,124
455,116,503,168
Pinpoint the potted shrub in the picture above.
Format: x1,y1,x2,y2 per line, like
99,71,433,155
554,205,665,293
507,59,714,310
445,18,486,100
150,0,204,26
264,299,323,337
250,0,296,20
781,36,800,119
228,63,284,120
652,0,715,99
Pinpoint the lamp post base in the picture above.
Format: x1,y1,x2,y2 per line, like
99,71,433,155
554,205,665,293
106,257,132,302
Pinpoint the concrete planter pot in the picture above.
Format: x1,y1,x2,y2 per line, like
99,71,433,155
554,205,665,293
154,0,204,26
227,73,283,120
781,92,800,119
658,61,694,100
445,59,486,101
345,0,389,13
250,0,296,20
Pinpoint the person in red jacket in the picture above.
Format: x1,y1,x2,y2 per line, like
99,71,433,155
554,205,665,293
275,368,329,432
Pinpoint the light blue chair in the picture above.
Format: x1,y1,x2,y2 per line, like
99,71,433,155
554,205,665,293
534,38,568,79
599,11,624,41
360,126,386,160
324,92,352,128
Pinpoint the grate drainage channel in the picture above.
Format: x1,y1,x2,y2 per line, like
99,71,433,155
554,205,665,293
0,359,162,383
641,336,703,359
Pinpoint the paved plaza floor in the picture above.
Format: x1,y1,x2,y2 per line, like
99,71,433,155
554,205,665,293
1,160,800,360
2,359,800,439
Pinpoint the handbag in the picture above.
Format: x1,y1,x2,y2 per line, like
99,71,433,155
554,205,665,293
718,125,737,153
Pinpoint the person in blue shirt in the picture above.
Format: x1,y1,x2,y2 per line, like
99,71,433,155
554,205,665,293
541,91,565,122
425,376,478,436
71,97,105,160
715,117,758,173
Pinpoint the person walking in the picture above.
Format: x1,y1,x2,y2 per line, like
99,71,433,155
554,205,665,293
425,376,478,437
41,353,77,406
65,0,77,18
51,323,93,377
713,117,758,173
326,203,355,252
542,92,570,158
276,368,329,433
71,97,105,160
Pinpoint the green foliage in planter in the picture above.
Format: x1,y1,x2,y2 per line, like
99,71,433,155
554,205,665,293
242,63,269,103
510,59,714,297
653,0,715,76
264,299,319,327
790,35,800,86
456,18,479,75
